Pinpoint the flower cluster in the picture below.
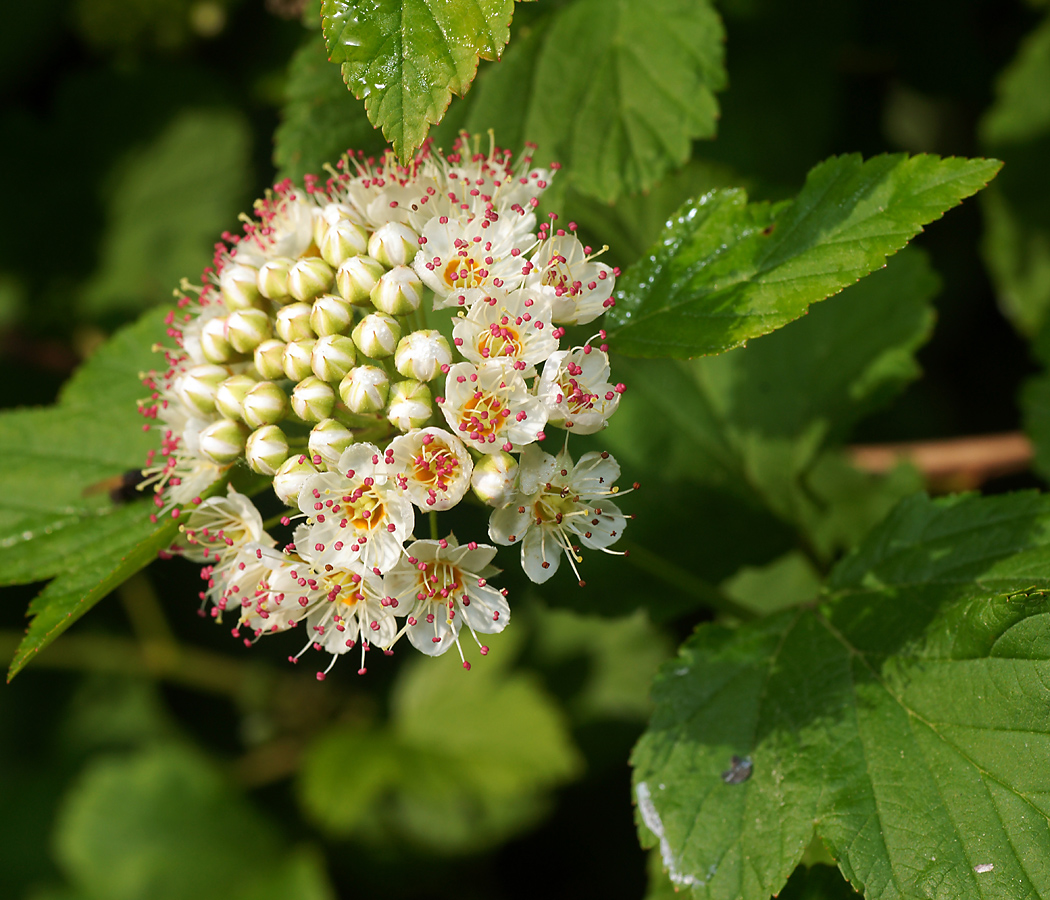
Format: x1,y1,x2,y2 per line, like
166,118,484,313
139,135,631,678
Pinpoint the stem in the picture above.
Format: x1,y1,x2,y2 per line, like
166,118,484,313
119,571,180,672
429,509,439,540
620,539,756,621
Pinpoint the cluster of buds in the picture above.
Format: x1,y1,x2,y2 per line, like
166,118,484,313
139,135,631,678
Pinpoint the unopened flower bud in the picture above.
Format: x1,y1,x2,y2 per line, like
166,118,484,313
310,294,353,336
471,451,518,507
290,376,335,423
312,203,346,246
273,454,320,505
311,334,357,383
200,316,236,364
394,330,451,382
275,302,315,342
352,312,400,359
241,381,289,429
368,222,418,268
199,418,250,465
176,364,230,416
219,263,264,311
335,255,385,305
245,424,289,475
257,257,295,301
371,266,423,316
320,218,370,267
339,365,389,414
282,339,316,382
308,418,354,466
386,380,432,432
288,257,334,302
214,373,258,420
253,339,287,380
226,308,273,353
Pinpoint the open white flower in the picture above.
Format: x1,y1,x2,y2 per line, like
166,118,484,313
488,444,628,584
525,233,616,326
295,442,414,573
452,287,557,374
175,485,271,563
440,361,548,452
386,537,509,661
389,427,473,510
414,215,531,301
537,345,622,434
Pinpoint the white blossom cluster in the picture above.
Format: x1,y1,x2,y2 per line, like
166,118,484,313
139,135,631,677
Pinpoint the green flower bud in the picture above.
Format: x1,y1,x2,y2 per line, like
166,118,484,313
320,218,370,267
339,365,389,414
257,257,295,301
352,312,401,359
219,263,265,311
273,453,320,505
371,265,423,316
198,418,250,465
290,376,335,423
311,334,358,384
245,424,290,475
288,257,335,302
470,451,518,507
282,339,316,382
176,363,230,416
200,316,236,364
335,255,384,305
253,339,287,380
310,294,353,336
368,222,418,268
394,329,451,382
214,373,258,421
241,381,289,429
275,302,315,342
308,418,354,466
386,379,433,432
226,307,273,354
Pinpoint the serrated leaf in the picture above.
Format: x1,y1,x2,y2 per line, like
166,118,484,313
632,491,1050,900
321,0,515,160
80,109,251,315
606,153,1000,358
602,249,935,561
274,31,387,182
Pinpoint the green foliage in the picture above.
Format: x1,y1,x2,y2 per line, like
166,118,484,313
605,249,935,561
633,491,1050,900
275,32,387,183
81,110,252,316
298,636,581,851
321,0,515,160
606,153,1000,358
54,743,333,900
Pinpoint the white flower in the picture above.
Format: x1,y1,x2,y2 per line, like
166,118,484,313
330,149,441,232
440,361,548,452
451,287,557,374
488,444,628,584
389,427,473,510
176,486,271,562
413,215,530,301
230,189,316,267
235,553,325,636
536,345,622,434
386,537,509,660
525,233,616,326
295,442,414,573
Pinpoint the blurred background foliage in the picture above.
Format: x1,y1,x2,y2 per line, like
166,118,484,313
1,0,1047,897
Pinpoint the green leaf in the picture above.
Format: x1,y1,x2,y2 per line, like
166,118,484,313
0,305,216,680
298,637,582,852
606,153,1000,358
980,15,1050,145
321,0,515,160
603,248,935,561
80,109,251,315
55,744,333,900
632,491,1050,900
1022,370,1050,481
274,31,387,183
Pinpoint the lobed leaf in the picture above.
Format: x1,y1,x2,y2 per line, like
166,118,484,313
632,491,1050,900
606,153,1001,358
321,0,515,160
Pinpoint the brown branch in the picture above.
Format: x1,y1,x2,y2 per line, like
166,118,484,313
849,432,1034,491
